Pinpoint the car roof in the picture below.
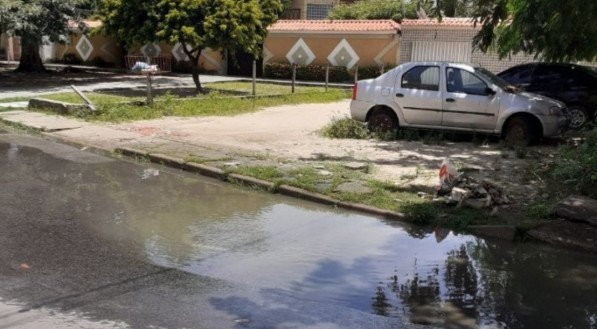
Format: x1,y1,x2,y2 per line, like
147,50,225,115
405,61,475,67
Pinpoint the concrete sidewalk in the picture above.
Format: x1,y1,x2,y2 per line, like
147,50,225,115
0,74,242,101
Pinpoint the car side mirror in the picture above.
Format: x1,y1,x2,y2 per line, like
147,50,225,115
485,87,496,96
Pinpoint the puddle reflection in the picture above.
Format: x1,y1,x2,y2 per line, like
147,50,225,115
1,137,596,329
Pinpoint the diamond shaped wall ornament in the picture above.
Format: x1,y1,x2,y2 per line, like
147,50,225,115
75,35,93,61
263,47,273,64
327,39,360,69
171,43,190,62
141,43,161,58
286,38,315,65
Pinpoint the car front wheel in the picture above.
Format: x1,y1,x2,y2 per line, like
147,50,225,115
567,105,589,129
368,108,398,132
504,117,538,147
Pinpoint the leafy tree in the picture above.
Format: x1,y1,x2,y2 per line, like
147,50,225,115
328,0,409,21
440,0,475,17
328,0,474,21
0,0,83,72
473,0,597,62
98,0,283,93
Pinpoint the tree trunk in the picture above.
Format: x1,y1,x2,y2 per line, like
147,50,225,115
16,35,45,73
181,42,203,94
191,62,203,93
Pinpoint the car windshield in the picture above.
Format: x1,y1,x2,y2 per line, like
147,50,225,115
474,67,515,91
580,65,597,79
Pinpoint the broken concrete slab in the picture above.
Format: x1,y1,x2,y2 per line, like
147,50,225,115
344,162,368,171
29,98,88,115
555,196,597,226
527,220,597,254
0,110,89,132
451,187,471,202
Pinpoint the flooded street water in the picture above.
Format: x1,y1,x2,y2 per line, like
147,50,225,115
0,133,596,329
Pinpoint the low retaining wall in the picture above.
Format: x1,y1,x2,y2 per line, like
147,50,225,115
28,98,88,115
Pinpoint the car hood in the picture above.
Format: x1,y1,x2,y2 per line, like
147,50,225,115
507,91,566,110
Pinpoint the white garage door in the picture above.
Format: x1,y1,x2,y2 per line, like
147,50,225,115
411,41,472,63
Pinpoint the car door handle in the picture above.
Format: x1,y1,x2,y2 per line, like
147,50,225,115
446,98,456,103
396,93,404,98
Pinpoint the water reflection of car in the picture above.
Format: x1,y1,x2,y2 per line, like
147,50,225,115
350,61,568,145
498,63,597,129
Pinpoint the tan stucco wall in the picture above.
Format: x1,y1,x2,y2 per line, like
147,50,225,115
55,33,124,66
128,43,226,74
264,33,400,68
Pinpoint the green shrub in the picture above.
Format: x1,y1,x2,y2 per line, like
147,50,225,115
552,128,597,197
320,117,370,139
263,63,387,83
264,63,350,82
526,203,554,220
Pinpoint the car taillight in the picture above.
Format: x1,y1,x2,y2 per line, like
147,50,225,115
352,83,357,100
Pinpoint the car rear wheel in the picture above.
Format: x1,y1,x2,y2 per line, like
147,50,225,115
504,117,538,147
368,108,398,133
567,105,589,129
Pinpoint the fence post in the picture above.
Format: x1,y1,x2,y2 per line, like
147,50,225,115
325,63,329,92
146,73,153,105
252,59,257,97
291,63,297,94
380,65,385,75
354,65,359,84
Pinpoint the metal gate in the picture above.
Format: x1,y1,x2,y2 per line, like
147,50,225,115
411,41,472,63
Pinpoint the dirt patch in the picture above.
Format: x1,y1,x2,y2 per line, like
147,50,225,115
48,100,558,217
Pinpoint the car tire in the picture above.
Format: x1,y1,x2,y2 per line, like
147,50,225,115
504,117,538,147
567,105,589,129
368,108,398,133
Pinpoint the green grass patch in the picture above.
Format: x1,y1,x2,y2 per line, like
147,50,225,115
525,202,554,220
206,81,327,95
550,129,597,198
58,89,349,122
233,166,284,180
400,201,438,225
0,97,31,103
320,117,370,139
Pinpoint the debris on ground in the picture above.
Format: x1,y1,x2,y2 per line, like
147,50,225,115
435,158,511,209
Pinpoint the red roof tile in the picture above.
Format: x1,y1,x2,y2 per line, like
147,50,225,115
268,20,400,33
401,17,475,28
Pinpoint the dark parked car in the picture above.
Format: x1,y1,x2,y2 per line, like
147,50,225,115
498,63,597,129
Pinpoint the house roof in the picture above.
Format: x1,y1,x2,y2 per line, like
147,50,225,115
401,17,476,28
268,20,401,34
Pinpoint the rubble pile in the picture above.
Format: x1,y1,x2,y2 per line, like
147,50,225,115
442,175,512,209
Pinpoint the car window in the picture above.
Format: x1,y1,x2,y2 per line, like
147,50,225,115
499,66,533,85
532,66,563,86
446,67,488,95
568,67,597,87
401,66,440,91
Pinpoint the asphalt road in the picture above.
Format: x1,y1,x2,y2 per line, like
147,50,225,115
0,131,424,329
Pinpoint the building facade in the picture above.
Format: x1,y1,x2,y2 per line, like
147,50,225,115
265,20,400,69
282,0,357,20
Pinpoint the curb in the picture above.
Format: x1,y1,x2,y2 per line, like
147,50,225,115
114,147,410,222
